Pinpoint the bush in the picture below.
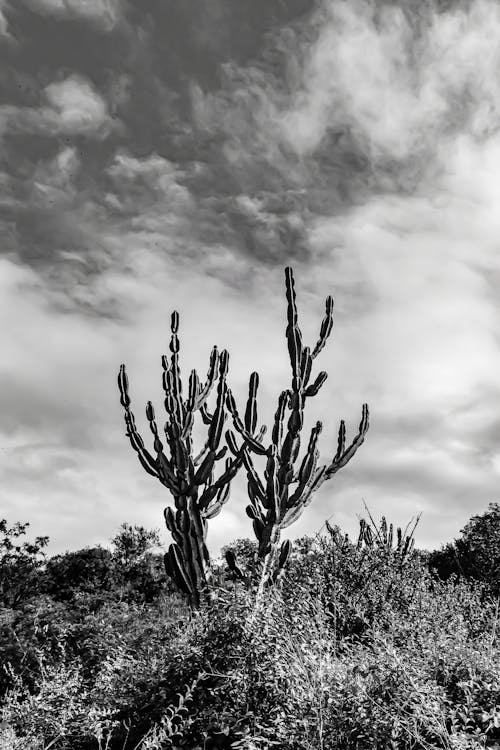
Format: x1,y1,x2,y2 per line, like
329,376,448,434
1,512,499,749
429,503,500,596
0,520,49,608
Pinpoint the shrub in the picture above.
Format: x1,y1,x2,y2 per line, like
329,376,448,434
429,503,500,596
0,519,49,608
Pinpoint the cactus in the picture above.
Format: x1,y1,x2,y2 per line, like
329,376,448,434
325,519,351,553
355,508,421,567
226,267,369,608
118,313,263,608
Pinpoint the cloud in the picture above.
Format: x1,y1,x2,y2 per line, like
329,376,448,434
0,0,11,37
20,0,121,31
2,0,500,556
278,0,500,161
0,74,118,139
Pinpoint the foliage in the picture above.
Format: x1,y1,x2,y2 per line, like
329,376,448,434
0,519,49,608
429,502,500,595
110,523,166,603
42,546,115,602
1,510,499,749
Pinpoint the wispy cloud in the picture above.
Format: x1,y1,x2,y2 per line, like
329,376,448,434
1,0,500,555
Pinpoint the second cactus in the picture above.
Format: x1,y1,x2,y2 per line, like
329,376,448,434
225,267,369,603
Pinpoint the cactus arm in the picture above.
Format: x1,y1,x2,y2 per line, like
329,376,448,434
324,404,369,479
311,295,334,359
186,369,200,412
207,352,229,451
284,266,303,380
157,451,180,491
196,347,219,406
388,523,394,549
281,464,327,528
242,448,266,505
181,411,194,439
204,483,231,519
226,389,268,455
264,445,280,519
192,450,216,486
169,313,184,425
244,372,259,434
284,422,322,512
118,369,160,479
199,403,213,425
271,391,288,457
198,456,240,504
304,371,328,398
125,416,159,478
225,429,240,457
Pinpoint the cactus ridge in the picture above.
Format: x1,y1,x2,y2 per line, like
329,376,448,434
118,313,244,608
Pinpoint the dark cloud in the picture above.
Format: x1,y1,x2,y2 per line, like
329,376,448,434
0,0,389,298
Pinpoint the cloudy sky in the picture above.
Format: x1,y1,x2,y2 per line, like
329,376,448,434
1,0,500,556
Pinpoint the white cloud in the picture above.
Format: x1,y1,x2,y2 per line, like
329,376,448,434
22,0,121,31
43,75,115,136
0,75,117,140
0,0,10,37
278,0,500,159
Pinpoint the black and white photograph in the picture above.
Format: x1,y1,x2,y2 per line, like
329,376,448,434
0,0,499,747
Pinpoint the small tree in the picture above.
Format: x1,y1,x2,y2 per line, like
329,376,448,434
110,523,165,602
111,523,161,565
429,502,500,595
0,519,49,608
43,546,114,602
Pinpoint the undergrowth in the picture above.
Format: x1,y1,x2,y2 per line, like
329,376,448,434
1,528,499,750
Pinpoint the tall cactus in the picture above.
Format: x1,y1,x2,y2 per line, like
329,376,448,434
118,313,261,608
225,267,369,603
